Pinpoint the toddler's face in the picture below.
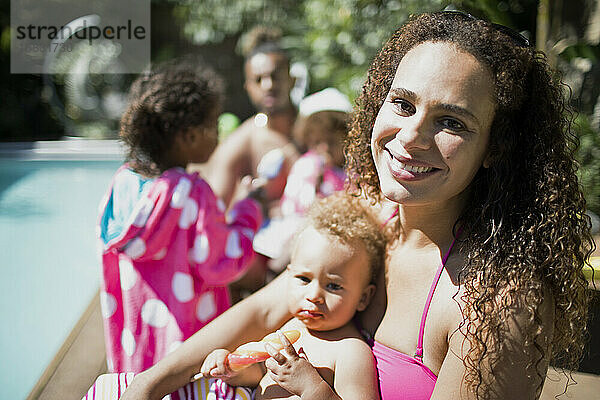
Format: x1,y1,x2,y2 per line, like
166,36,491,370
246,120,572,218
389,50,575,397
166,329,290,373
286,226,374,331
306,129,345,168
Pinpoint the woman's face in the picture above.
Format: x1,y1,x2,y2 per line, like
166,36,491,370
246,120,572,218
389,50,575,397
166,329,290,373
371,41,496,207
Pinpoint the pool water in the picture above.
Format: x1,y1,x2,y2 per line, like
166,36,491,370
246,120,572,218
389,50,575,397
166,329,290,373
0,158,121,399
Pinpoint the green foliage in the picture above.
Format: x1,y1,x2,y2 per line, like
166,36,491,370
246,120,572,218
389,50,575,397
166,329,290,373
575,114,600,215
168,0,545,98
170,0,447,98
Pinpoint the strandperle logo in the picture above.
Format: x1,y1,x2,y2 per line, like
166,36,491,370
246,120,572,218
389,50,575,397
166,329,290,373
15,19,146,45
11,0,150,74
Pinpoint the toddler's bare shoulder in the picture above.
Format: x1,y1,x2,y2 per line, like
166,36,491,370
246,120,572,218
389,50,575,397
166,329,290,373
328,325,372,355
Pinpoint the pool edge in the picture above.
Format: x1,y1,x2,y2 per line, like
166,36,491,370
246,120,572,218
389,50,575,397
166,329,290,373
27,289,107,400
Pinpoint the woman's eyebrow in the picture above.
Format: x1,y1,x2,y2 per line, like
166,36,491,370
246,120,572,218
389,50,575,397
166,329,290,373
435,103,480,125
389,87,416,100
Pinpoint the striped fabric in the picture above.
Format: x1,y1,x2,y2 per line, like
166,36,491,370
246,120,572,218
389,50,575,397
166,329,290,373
82,373,254,400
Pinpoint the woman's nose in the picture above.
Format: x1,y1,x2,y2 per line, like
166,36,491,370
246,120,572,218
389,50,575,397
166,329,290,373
396,115,432,150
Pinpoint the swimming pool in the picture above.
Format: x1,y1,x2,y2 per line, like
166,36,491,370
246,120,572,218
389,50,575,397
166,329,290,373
0,140,123,399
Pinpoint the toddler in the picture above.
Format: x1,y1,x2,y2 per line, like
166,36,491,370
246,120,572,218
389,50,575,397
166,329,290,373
253,88,352,265
281,87,352,216
83,193,383,400
98,60,263,372
202,193,384,400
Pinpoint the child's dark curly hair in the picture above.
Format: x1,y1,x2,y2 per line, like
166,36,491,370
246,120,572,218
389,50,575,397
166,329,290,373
345,12,594,398
305,192,386,284
120,59,224,176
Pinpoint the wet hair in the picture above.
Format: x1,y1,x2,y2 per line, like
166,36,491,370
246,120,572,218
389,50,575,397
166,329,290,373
240,26,290,67
293,110,349,154
346,12,594,398
303,193,386,285
120,59,223,176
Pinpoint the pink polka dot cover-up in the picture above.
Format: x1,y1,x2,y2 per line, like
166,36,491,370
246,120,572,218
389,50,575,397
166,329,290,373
98,166,262,372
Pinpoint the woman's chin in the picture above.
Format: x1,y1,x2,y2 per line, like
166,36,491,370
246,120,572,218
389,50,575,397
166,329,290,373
379,179,411,204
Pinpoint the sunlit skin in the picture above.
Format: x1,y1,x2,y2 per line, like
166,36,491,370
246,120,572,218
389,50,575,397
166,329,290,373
195,51,298,208
244,52,295,115
366,40,499,381
285,226,374,332
371,42,496,215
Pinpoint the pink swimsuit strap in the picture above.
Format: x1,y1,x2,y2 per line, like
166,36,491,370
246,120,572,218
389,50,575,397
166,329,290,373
380,206,399,228
414,235,458,360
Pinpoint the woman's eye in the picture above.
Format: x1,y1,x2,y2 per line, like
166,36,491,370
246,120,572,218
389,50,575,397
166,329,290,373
326,283,342,291
391,99,416,115
296,276,310,284
440,118,466,131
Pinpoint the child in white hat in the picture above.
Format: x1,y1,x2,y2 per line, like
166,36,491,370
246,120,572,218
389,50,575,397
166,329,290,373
253,88,353,267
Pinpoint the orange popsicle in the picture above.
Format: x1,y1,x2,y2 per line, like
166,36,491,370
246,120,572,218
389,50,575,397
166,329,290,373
227,330,301,371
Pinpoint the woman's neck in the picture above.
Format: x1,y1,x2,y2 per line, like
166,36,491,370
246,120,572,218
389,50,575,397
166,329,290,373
396,194,466,250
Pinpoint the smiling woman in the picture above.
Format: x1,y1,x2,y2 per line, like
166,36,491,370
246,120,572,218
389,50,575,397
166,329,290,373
345,11,593,399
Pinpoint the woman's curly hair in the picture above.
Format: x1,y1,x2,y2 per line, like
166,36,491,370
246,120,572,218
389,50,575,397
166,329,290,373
120,59,223,176
346,12,595,398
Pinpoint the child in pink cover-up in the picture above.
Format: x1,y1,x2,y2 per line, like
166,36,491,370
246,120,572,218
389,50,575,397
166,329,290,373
98,60,263,373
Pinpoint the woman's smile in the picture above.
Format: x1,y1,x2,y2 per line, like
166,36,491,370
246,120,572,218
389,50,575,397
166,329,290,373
384,146,440,181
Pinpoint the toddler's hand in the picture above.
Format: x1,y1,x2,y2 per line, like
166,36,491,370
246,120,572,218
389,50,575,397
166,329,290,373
263,331,324,397
200,349,235,379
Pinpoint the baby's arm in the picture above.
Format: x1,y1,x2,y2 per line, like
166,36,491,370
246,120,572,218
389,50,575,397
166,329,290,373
263,333,379,400
332,338,380,400
201,349,264,388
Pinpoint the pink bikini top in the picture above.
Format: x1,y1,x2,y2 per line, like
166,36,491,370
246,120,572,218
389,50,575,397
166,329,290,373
370,211,458,399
